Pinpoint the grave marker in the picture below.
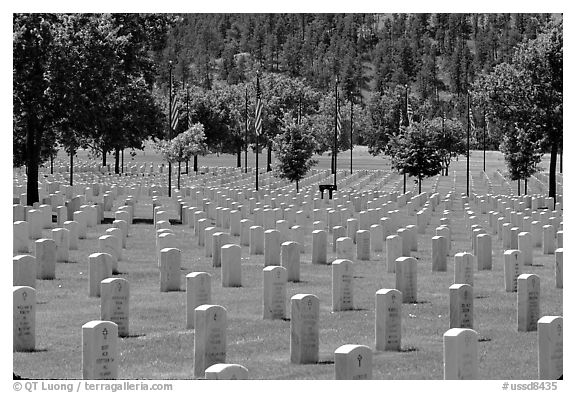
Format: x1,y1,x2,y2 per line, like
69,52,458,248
205,363,248,380
375,288,402,351
290,294,319,364
517,273,540,332
82,320,118,379
263,266,287,319
221,244,241,287
194,305,227,378
332,259,353,311
186,272,211,329
537,316,563,380
281,241,300,282
443,328,478,380
334,344,372,380
13,286,35,352
449,284,473,329
160,248,181,292
35,238,56,280
395,257,417,303
100,278,129,337
13,255,36,288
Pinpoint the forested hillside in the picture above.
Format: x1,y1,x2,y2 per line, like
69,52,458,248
161,13,556,101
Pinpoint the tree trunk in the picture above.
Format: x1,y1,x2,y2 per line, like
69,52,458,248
102,148,107,167
69,150,74,187
121,149,124,174
178,161,181,189
296,179,299,194
524,178,528,195
267,143,272,172
418,176,422,194
26,137,39,206
114,147,120,174
517,179,521,196
50,154,54,175
237,145,242,168
549,141,557,205
186,160,189,175
194,155,198,172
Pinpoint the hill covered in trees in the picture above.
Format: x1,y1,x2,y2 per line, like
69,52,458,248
162,14,557,103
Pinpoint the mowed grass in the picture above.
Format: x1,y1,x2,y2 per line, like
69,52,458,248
13,150,562,379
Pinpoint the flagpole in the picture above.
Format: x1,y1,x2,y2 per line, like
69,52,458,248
186,80,190,175
467,91,470,197
403,84,408,194
255,70,260,191
168,60,173,198
334,76,338,188
245,86,248,174
350,98,353,174
483,109,486,173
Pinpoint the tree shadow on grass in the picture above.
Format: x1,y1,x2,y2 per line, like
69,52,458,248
478,336,492,342
407,301,430,305
316,359,335,365
400,346,418,353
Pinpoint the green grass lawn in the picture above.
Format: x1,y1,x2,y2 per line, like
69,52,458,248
13,149,562,379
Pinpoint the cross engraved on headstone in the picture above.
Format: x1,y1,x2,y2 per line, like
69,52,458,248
357,354,362,367
103,328,108,339
22,292,27,301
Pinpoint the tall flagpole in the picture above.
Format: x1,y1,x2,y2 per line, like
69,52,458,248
186,80,190,175
403,84,408,194
334,76,338,188
168,60,173,198
245,86,248,174
467,92,471,197
255,70,260,191
483,109,486,173
350,98,353,174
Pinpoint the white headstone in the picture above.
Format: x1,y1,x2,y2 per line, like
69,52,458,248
449,284,473,329
432,236,447,271
375,288,401,351
221,244,241,287
334,344,372,380
82,320,118,379
52,228,70,262
443,328,478,380
386,235,402,273
355,230,371,261
264,229,281,266
518,232,533,266
100,278,129,337
194,305,227,378
212,232,230,268
290,294,319,364
555,248,563,289
537,316,563,380
332,259,353,311
263,266,287,320
311,230,327,264
280,241,300,282
503,249,522,292
186,272,211,329
517,273,540,332
13,255,36,288
63,221,79,250
249,226,264,255
13,286,35,352
13,221,29,253
453,252,474,286
395,257,417,303
160,248,181,292
35,238,56,280
476,234,492,270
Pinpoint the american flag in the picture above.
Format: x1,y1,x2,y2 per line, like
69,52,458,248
407,101,413,125
171,93,179,131
254,77,262,137
468,105,475,130
187,111,192,130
